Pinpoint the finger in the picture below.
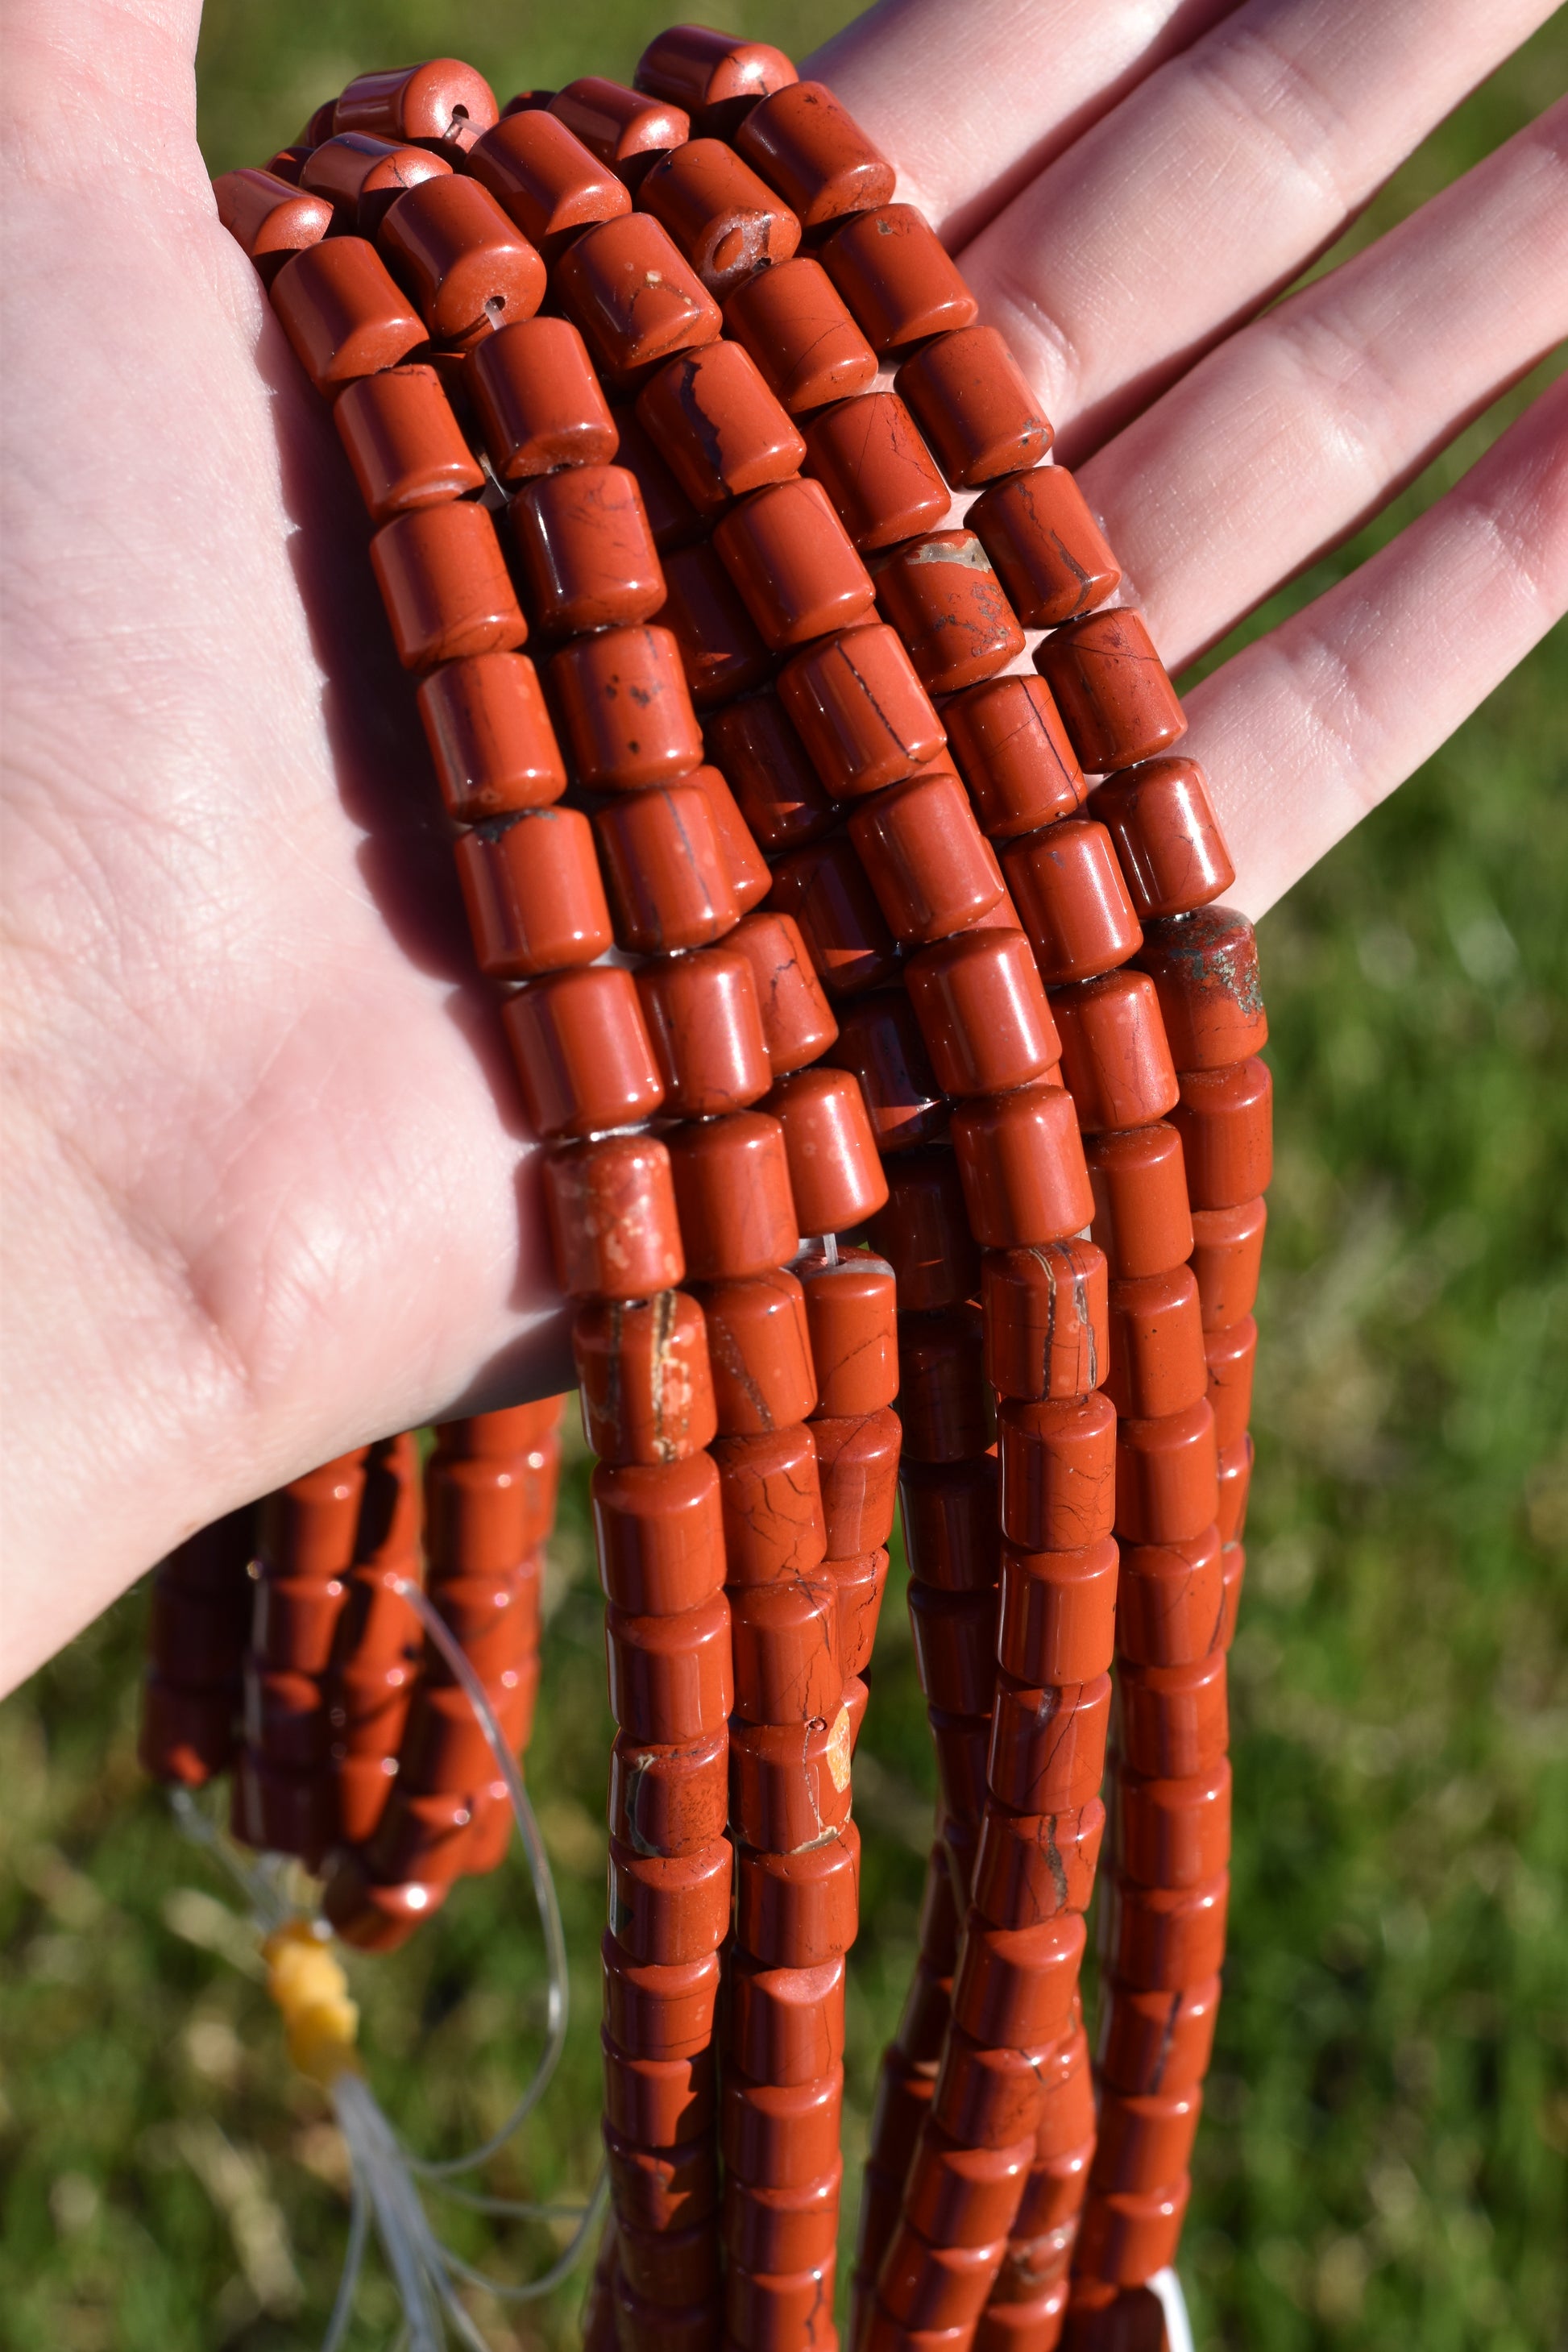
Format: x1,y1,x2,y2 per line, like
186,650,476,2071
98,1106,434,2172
806,0,1244,245
1184,372,1568,922
958,0,1562,456
1081,97,1568,669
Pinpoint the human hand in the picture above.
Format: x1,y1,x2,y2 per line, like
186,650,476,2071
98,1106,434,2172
2,0,1564,1687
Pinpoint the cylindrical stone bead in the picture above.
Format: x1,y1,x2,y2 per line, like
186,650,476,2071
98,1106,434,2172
454,805,610,977
728,1952,846,2089
952,1914,1087,2051
591,1455,726,1616
549,77,689,188
1089,757,1235,920
379,175,545,345
765,1067,889,1234
821,204,978,351
667,1115,799,1280
725,2164,844,2275
270,236,425,392
332,364,484,522
1189,1198,1267,1330
905,928,1060,1100
778,624,945,799
610,1726,729,1857
602,2033,717,2148
1135,905,1267,1074
298,134,455,234
998,1538,1118,1684
543,1133,684,1300
727,911,840,1073
897,1305,993,1462
825,988,948,1156
729,1579,842,1725
416,651,566,822
612,398,707,548
1116,1655,1228,1781
736,1822,861,1967
866,1148,980,1312
850,769,1006,944
895,326,1052,488
1085,1124,1193,1282
214,168,332,282
729,1708,854,1853
811,1408,902,1556
1205,1316,1258,1450
803,392,950,553
981,1242,1108,1404
1095,1976,1221,2098
704,692,836,852
875,531,1025,695
593,782,738,954
1099,1870,1230,1993
877,2226,1004,2332
944,677,1086,844
735,81,894,227
637,943,771,1118
1114,1530,1225,1668
336,59,498,148
826,1548,888,1677
655,537,774,707
555,212,721,375
508,463,663,636
767,835,900,1000
605,1595,733,1745
998,1394,1117,1551
1168,1060,1273,1209
972,1798,1105,1929
908,1585,1002,1715
465,314,616,481
634,27,796,127
713,475,876,651
1114,1761,1231,1889
724,255,879,414
1002,819,1143,985
467,109,631,259
799,1254,898,1417
609,1834,735,1967
370,501,527,670
1217,1436,1255,1545
1034,613,1187,775
987,1674,1112,1817
504,963,663,1139
636,338,805,515
639,135,802,298
952,1086,1095,1249
551,624,704,787
575,1292,716,1467
711,1426,828,1584
1114,1401,1220,1546
898,1456,998,1592
1051,972,1180,1133
698,1267,817,1433
969,467,1120,629
1103,1267,1208,1421
931,2030,1052,2151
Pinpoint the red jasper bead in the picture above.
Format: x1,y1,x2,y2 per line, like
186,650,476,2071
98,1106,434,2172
637,338,805,513
952,1912,1087,2051
1003,818,1143,984
724,2163,844,2276
1085,1122,1193,1283
555,212,721,377
454,805,610,977
811,1408,902,1557
593,780,738,953
609,1725,728,1857
1117,1653,1228,1780
944,674,1086,843
371,500,527,670
728,1952,846,2088
866,1147,980,1313
1104,1266,1209,1421
602,2031,717,2149
636,944,771,1118
465,318,615,487
850,769,1006,944
803,391,950,553
736,1821,861,1967
822,204,978,351
1096,1973,1221,2097
1114,1400,1219,1546
634,27,796,125
875,530,1026,695
736,80,894,226
573,1290,716,1467
1034,612,1187,775
271,235,426,392
932,2030,1052,2151
1100,1867,1230,1993
549,77,688,189
1205,1315,1258,1450
952,1085,1095,1250
640,136,801,305
724,2062,846,2188
1169,1058,1273,1209
379,174,544,346
214,167,332,282
1091,2085,1203,2196
1217,1434,1255,1545
605,1592,733,1746
998,1538,1118,1685
908,1585,1001,1715
336,59,497,150
778,623,945,799
972,1798,1105,1929
714,475,876,651
906,928,1060,1099
998,1393,1117,1553
896,326,1052,489
728,1578,843,1725
981,1240,1108,1404
767,834,901,1001
1089,756,1235,919
969,467,1121,630
1114,1529,1226,1668
542,1133,685,1301
823,989,947,1156
878,2226,1002,2332
765,1067,890,1234
301,133,453,233
1190,1197,1267,1329
729,1704,855,1853
1135,905,1267,1073
986,1673,1113,1816
903,2127,1034,2251
724,909,840,1076
898,1456,998,1593
1115,1761,1232,1889
602,2118,718,2230
332,364,483,522
416,651,565,822
799,1253,898,1417
591,1454,725,1616
507,464,661,639
704,691,836,852
504,963,664,1139
704,761,803,923
695,1266,817,1429
824,1548,888,1678
609,1832,734,1964
724,254,878,418
466,109,629,261
554,623,703,786
655,537,774,706
711,1425,828,1584
896,1305,993,1462
1051,969,1180,1133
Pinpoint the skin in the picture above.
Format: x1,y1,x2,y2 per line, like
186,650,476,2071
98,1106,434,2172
2,0,1564,1692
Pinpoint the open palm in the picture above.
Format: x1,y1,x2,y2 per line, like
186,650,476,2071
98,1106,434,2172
2,0,1564,1688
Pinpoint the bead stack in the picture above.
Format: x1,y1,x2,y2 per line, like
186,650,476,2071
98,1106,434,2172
172,23,1277,2349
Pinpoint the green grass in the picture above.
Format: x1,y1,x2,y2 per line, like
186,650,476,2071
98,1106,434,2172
2,7,1565,2347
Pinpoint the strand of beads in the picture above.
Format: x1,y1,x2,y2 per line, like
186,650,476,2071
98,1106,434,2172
139,1503,260,1793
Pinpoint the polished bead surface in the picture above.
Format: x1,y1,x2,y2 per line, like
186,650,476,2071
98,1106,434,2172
908,1584,1000,1714
635,27,798,127
705,692,836,851
736,81,895,227
765,1067,890,1234
610,1724,728,1856
333,363,483,522
982,1240,1107,1404
897,1304,993,1464
640,136,802,298
1104,1267,1208,1421
952,1085,1095,1250
714,475,875,651
550,624,703,788
1114,1529,1225,1668
1217,1434,1254,1546
1115,1761,1231,1890
822,205,979,351
654,538,774,707
898,1456,998,1593
803,392,950,553
1117,1654,1228,1781
416,651,566,821
1089,757,1235,919
1135,906,1267,1072
336,59,497,150
605,1594,734,1744
932,2027,1052,2151
766,836,901,1000
712,1425,828,1584
1035,612,1187,775
866,1148,980,1312
851,769,1005,944
1085,1123,1193,1283
952,1913,1087,2052
696,1267,817,1433
799,1254,898,1417
1169,1059,1273,1209
906,927,1060,1098
668,1115,799,1281
371,500,527,669
542,1134,685,1301
608,1839,734,1968
1003,818,1143,985
896,326,1053,489
729,1578,843,1725
736,1821,861,1967
214,168,331,280
1114,1400,1220,1546
272,236,425,392
591,1454,725,1615
1095,1973,1221,2097
504,963,663,1139
300,134,452,235
729,1708,855,1853
878,2225,1003,2332
549,77,690,187
555,212,722,375
812,1407,902,1556
827,1547,888,1678
998,1392,1118,1552
454,805,609,977
593,780,738,954
466,109,630,259
1189,1197,1267,1329
1205,1316,1258,1450
876,531,1026,696
944,674,1086,844
637,339,805,520
903,2128,1034,2253
637,943,771,1116
465,314,616,481
727,910,840,1073
998,1538,1118,1686
1099,1870,1229,1993
986,1673,1112,1817
973,1798,1105,1930
509,463,662,634
825,989,948,1156
1051,970,1180,1134
380,174,545,345
728,1952,845,2089
724,255,879,414
778,623,945,799
969,467,1120,630
725,2163,844,2275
